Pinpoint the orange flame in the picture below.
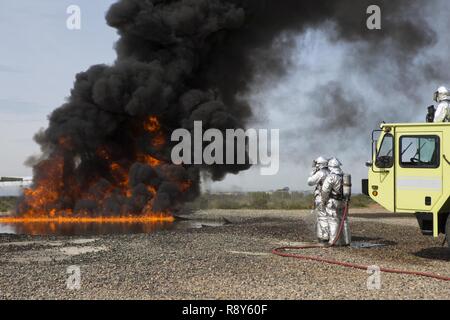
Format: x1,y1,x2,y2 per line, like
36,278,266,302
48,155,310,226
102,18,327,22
16,115,190,224
144,116,161,133
0,214,174,224
139,154,162,167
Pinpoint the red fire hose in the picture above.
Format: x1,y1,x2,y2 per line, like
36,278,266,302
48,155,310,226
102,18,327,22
272,202,450,282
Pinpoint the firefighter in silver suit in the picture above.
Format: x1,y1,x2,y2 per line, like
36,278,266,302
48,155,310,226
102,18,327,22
307,156,330,243
433,86,450,122
321,158,351,246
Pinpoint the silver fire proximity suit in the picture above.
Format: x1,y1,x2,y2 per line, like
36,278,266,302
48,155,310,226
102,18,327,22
321,158,351,246
307,157,330,242
433,86,450,122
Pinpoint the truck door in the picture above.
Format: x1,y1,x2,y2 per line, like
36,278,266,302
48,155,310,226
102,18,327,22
369,132,396,212
396,134,443,212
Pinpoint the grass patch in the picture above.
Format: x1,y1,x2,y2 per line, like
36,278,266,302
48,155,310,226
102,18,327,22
0,197,17,213
185,192,374,210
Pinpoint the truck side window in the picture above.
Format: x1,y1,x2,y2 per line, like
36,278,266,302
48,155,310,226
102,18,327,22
400,136,440,168
375,134,394,168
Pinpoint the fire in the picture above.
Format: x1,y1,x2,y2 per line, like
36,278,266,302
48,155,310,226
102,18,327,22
144,116,166,149
0,214,174,224
144,116,160,132
147,185,157,195
19,155,65,215
15,115,191,225
139,154,162,167
109,161,130,191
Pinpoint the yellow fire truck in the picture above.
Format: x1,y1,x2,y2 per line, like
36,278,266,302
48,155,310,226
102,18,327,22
363,122,450,246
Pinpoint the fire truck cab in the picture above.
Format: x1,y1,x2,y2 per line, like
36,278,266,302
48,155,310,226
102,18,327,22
363,122,450,246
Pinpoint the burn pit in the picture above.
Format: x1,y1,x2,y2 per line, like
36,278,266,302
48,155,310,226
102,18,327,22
0,217,227,236
14,115,195,223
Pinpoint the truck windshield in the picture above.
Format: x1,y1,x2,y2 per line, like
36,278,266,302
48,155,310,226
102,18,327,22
377,134,393,158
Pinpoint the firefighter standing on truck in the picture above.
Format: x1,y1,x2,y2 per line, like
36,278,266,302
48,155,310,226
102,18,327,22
307,156,330,243
321,158,351,246
433,86,450,122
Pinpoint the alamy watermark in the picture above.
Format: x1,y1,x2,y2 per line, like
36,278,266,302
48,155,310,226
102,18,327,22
367,265,381,290
66,265,81,290
366,5,381,30
66,5,81,30
171,121,279,176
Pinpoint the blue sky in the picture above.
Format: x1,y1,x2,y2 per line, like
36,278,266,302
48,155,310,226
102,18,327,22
0,0,117,177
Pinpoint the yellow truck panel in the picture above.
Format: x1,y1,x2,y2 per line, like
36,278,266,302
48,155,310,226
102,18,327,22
363,123,450,242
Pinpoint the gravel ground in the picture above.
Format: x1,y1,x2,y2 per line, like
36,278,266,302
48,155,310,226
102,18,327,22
0,207,449,300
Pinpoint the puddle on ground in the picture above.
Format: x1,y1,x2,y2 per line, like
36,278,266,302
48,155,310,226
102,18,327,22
351,241,386,249
0,219,227,236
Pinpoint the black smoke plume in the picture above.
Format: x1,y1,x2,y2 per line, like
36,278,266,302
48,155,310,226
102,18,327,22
20,0,436,215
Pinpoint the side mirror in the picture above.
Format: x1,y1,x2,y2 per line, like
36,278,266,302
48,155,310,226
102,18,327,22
365,161,373,167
